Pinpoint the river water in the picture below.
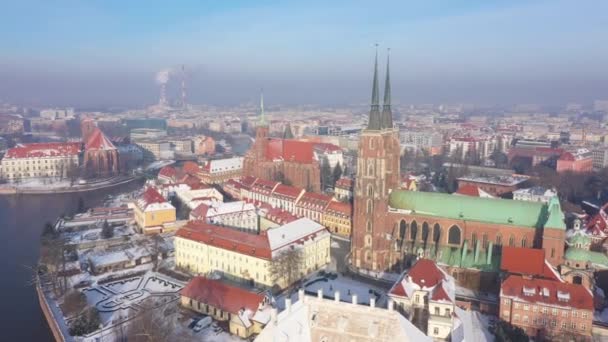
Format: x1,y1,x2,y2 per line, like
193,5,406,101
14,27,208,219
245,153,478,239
0,182,143,341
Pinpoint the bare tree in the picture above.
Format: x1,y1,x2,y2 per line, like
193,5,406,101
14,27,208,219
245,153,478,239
269,247,304,290
125,302,188,342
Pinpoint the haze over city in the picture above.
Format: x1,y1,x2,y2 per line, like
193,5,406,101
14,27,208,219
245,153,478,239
1,0,608,107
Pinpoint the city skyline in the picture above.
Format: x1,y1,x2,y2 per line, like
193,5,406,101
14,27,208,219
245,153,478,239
1,0,608,107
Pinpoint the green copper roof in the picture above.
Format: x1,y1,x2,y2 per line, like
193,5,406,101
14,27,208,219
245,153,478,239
565,248,608,267
544,196,567,230
388,190,563,229
404,242,501,272
568,231,591,246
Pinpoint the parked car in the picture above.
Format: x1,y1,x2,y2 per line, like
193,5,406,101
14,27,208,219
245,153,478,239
193,316,212,332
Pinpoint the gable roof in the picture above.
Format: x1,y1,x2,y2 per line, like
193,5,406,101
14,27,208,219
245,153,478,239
389,190,560,229
180,276,265,315
454,184,493,198
265,138,316,163
85,128,116,151
501,247,562,281
501,274,593,311
5,142,82,158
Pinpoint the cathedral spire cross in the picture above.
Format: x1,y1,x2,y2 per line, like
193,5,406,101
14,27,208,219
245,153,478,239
367,43,382,130
259,89,267,126
381,48,393,129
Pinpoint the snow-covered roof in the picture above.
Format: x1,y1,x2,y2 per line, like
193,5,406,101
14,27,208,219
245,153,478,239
204,157,243,174
254,293,431,342
267,218,329,255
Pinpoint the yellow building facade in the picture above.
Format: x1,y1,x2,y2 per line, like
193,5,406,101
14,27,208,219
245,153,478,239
133,187,176,233
175,218,331,289
321,201,352,238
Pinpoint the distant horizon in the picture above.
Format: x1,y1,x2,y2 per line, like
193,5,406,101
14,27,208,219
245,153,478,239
1,0,607,108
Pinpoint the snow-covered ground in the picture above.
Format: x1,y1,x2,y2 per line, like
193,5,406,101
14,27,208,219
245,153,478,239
0,178,73,189
81,272,184,327
276,272,388,309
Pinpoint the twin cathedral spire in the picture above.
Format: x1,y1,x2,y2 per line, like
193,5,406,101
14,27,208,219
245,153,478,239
367,46,393,131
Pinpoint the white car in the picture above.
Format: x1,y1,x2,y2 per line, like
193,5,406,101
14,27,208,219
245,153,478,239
193,316,212,332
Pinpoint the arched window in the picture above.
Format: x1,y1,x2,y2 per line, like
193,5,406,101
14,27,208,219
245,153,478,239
365,235,372,247
366,221,372,233
573,275,582,285
433,224,441,244
367,185,374,197
410,221,418,241
367,161,373,176
496,234,502,246
482,234,488,249
399,220,407,240
509,235,515,247
365,250,372,262
471,233,478,246
448,225,461,245
422,222,430,242
521,236,527,248
367,200,373,214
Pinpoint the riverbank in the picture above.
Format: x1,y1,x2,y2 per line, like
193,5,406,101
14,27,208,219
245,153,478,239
0,175,145,195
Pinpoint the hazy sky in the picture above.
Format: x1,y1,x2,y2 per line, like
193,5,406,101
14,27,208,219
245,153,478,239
1,0,607,108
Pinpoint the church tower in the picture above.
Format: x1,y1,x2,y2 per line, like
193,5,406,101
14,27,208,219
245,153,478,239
351,47,401,272
255,90,269,159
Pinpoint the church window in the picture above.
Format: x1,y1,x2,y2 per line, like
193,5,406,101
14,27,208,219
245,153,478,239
410,221,418,240
367,200,373,214
471,233,478,246
367,162,373,176
521,236,527,248
448,225,461,245
366,221,372,233
367,185,374,197
422,222,429,242
496,234,502,245
482,234,488,249
365,235,372,247
399,220,407,240
509,235,515,247
433,224,441,244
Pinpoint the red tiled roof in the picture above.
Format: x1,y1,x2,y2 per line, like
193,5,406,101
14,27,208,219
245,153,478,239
501,247,561,281
407,259,445,288
85,128,116,150
158,166,177,178
455,184,482,197
175,221,272,260
264,207,299,225
431,283,451,302
297,192,332,209
240,176,258,188
5,142,82,158
182,161,200,174
314,142,342,153
273,184,303,199
326,201,352,216
501,275,593,310
190,203,209,219
141,187,167,206
335,177,353,189
587,203,608,235
180,276,265,315
265,138,315,164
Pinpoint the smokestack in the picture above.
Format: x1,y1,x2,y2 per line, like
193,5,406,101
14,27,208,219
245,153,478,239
156,69,171,107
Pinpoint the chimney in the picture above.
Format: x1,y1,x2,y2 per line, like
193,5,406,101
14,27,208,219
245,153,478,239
285,298,292,313
370,297,376,308
335,291,340,303
271,308,278,325
352,295,358,305
388,299,394,311
298,289,305,303
317,289,323,299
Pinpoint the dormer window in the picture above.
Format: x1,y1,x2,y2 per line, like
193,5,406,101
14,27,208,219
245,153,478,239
523,286,536,296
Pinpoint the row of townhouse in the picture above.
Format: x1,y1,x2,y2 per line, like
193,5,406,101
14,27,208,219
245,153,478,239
223,176,352,238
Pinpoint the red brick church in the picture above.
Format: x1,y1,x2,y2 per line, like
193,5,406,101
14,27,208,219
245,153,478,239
242,94,321,192
351,50,566,276
82,123,119,177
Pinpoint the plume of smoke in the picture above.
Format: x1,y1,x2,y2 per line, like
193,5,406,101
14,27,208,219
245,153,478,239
155,69,172,84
